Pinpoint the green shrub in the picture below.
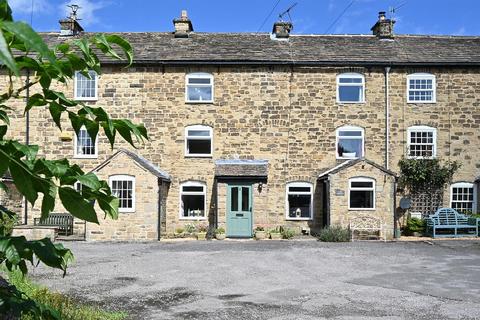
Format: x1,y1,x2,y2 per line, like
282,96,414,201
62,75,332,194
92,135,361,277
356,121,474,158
281,227,295,239
214,227,225,235
184,223,196,234
175,227,184,234
404,217,425,235
317,226,351,242
0,207,18,236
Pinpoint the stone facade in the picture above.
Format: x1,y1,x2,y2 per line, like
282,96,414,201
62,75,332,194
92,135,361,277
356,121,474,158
3,43,480,240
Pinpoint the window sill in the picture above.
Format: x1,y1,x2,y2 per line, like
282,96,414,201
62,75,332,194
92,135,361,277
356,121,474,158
185,100,214,104
74,97,98,102
185,155,213,158
179,217,207,221
337,157,361,160
406,156,436,160
119,209,135,213
407,101,436,104
337,101,366,104
73,155,98,159
348,208,376,211
285,217,313,221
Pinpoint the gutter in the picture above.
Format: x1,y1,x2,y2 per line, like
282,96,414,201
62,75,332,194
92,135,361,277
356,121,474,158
384,66,391,170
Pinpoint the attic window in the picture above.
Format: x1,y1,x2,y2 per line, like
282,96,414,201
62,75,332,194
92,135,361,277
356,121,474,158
185,73,214,103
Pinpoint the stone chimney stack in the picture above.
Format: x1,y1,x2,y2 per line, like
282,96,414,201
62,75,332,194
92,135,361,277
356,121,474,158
59,4,84,36
371,11,395,39
173,10,194,38
272,21,293,39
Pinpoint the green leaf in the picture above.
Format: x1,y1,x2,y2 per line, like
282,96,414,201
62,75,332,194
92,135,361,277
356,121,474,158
48,102,66,130
97,193,119,220
101,120,116,148
59,186,98,224
9,159,37,205
105,34,134,66
75,173,101,191
11,141,38,160
84,119,99,145
0,125,6,139
93,33,122,60
0,0,13,21
0,29,19,75
0,109,9,124
25,93,47,112
41,184,57,219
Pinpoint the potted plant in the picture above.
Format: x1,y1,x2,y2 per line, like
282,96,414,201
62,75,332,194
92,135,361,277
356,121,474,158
254,226,266,240
174,227,185,238
196,224,208,240
269,227,282,240
215,227,226,240
184,223,196,238
404,217,425,237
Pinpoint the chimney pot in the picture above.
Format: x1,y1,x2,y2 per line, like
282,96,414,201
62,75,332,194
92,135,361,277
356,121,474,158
59,7,84,36
173,10,193,38
371,11,395,39
272,21,293,39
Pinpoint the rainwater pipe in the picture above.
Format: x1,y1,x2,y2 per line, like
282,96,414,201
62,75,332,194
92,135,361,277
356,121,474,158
384,66,391,170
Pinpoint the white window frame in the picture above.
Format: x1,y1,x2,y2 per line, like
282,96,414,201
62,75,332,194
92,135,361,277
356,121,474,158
185,125,213,157
336,73,365,104
406,73,436,103
74,70,98,101
407,125,437,159
74,126,98,159
285,182,313,221
450,182,477,214
179,181,207,220
109,175,135,213
348,177,375,210
336,125,365,159
185,72,214,103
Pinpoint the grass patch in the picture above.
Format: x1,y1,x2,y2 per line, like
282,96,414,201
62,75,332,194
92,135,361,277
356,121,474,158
4,269,127,320
317,225,351,242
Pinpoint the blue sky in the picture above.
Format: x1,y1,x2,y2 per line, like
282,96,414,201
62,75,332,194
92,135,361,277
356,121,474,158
9,0,479,35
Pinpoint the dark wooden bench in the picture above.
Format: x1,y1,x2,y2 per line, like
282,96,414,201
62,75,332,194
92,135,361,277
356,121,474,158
34,213,74,236
426,208,478,238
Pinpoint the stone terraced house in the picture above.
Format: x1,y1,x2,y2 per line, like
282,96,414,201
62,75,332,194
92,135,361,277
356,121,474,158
2,11,480,241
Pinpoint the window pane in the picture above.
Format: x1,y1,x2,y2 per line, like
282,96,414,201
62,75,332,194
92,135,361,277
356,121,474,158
451,186,474,214
231,187,238,211
289,187,311,192
187,130,210,137
187,139,211,154
351,181,373,188
182,186,204,192
339,77,362,84
188,78,211,84
288,194,311,218
111,179,133,210
187,86,212,101
350,190,374,209
76,71,96,98
339,85,363,102
241,187,249,211
338,138,362,157
182,194,205,217
339,130,362,137
76,128,96,156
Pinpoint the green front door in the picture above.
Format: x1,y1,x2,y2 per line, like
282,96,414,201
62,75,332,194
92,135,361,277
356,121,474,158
227,184,253,238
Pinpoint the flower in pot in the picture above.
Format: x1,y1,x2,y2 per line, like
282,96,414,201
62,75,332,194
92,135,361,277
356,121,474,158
254,226,266,240
269,227,282,240
215,227,226,240
174,227,185,238
196,224,208,240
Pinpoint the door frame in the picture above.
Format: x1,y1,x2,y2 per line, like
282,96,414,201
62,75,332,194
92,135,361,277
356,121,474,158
226,182,253,238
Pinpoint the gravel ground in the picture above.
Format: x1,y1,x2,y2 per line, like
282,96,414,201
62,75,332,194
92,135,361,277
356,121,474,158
30,239,480,320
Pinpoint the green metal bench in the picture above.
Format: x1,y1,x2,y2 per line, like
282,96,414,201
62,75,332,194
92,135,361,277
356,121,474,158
426,208,478,238
34,212,74,236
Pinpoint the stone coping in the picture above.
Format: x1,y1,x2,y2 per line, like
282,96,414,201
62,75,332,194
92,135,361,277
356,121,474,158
14,225,58,230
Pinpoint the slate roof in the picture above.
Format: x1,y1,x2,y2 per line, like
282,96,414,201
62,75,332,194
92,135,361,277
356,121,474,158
92,148,171,181
317,158,397,179
215,159,268,178
40,32,480,66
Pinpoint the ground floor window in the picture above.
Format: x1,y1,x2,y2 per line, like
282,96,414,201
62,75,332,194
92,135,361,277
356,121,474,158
109,175,135,212
451,182,476,214
349,177,375,210
180,181,206,218
286,182,313,219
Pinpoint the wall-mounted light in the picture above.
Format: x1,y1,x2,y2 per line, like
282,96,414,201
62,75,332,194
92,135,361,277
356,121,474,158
258,182,263,192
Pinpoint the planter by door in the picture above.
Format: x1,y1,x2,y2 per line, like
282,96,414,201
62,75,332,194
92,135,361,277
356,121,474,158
226,184,253,238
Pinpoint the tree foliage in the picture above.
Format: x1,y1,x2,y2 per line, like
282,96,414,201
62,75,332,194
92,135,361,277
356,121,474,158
398,157,460,194
0,0,147,317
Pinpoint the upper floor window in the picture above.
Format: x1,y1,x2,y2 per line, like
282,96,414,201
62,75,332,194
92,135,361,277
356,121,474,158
74,70,98,100
450,182,477,214
185,73,214,103
286,182,313,220
180,181,206,219
109,175,135,212
407,126,436,159
337,73,365,103
336,125,364,159
349,177,375,210
407,73,436,103
74,126,97,158
185,125,213,157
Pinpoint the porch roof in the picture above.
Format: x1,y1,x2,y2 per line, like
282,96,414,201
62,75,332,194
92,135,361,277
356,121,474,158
317,158,397,179
214,159,268,178
91,148,171,181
